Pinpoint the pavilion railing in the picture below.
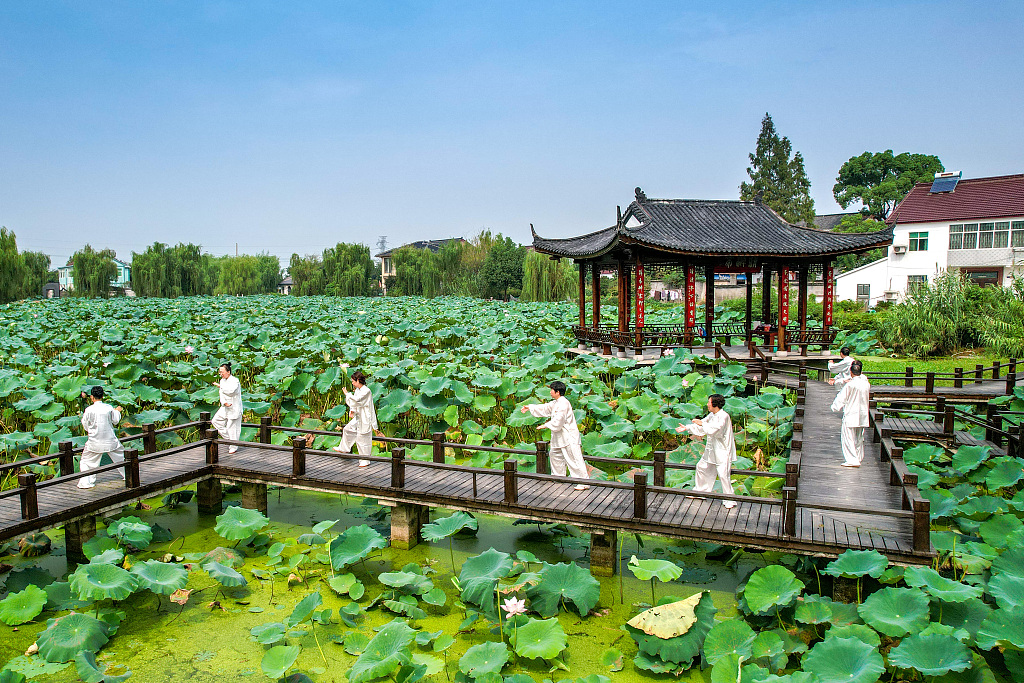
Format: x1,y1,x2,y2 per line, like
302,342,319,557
571,325,838,353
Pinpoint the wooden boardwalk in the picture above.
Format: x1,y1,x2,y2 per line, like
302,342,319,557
0,405,934,564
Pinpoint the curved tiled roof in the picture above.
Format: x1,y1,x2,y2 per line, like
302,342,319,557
887,174,1024,225
532,195,893,259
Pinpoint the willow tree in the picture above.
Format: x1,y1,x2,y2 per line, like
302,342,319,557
389,247,441,297
520,250,577,302
322,243,375,297
71,245,118,298
0,227,27,303
21,251,52,298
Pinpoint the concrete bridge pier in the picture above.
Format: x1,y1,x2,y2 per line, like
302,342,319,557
64,516,97,564
197,478,224,514
241,482,268,516
391,503,430,550
589,529,618,577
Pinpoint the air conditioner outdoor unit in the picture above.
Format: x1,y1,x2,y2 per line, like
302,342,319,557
884,290,899,301
892,245,907,254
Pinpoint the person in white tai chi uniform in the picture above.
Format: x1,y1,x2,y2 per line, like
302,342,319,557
78,386,125,489
831,360,871,467
827,347,855,390
212,362,243,454
520,381,590,490
333,370,381,467
676,394,737,508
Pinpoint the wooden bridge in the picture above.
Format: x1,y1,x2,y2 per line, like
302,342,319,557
1,376,950,570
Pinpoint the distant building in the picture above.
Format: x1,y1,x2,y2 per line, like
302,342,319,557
278,275,294,295
56,256,131,293
42,283,61,299
374,238,468,294
835,173,1024,306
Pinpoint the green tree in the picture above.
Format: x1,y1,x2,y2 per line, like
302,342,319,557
216,255,262,295
479,235,525,300
389,246,441,297
21,251,51,298
739,113,816,225
833,151,944,220
321,243,374,297
521,250,577,302
0,228,28,303
71,245,118,298
132,242,217,297
288,253,326,295
833,214,889,272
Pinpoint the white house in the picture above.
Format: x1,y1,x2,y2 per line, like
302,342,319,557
57,256,132,293
836,172,1024,306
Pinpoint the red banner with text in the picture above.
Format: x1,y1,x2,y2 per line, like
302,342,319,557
778,268,790,326
685,266,696,328
824,263,834,326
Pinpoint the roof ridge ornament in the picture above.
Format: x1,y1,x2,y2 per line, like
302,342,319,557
754,189,763,205
635,187,647,202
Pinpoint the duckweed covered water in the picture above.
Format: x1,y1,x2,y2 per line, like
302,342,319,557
0,486,772,682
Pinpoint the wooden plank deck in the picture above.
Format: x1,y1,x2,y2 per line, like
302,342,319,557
872,414,1006,455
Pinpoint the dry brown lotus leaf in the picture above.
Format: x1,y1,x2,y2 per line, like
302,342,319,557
626,592,705,638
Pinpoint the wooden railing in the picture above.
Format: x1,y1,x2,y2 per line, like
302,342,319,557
865,359,1019,393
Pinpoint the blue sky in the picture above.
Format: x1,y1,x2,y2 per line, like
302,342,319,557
2,1,1022,268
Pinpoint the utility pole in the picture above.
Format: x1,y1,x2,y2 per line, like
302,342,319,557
235,243,238,257
376,236,387,255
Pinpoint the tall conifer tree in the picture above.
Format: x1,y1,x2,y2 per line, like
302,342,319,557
739,113,816,226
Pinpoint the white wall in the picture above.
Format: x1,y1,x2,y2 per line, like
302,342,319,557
835,258,890,305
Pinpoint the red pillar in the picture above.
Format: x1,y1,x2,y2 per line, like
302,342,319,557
591,262,601,329
577,262,586,328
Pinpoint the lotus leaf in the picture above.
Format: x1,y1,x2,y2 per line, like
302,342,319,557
348,619,417,683
598,648,623,672
980,514,1023,549
18,532,51,557
822,549,888,578
0,584,47,625
106,516,153,550
987,572,1024,608
977,605,1024,650
262,645,301,680
329,524,387,569
459,642,509,678
422,588,446,606
70,563,138,601
952,445,991,474
43,581,91,612
288,591,323,626
344,631,371,655
510,617,567,660
824,623,880,647
626,592,703,638
702,618,755,665
74,651,131,683
37,613,111,663
741,566,804,616
297,533,326,546
857,587,930,637
204,560,247,587
0,670,26,683
992,546,1024,578
800,636,883,683
626,591,717,667
525,561,600,617
379,571,433,595
130,559,188,595
327,573,361,596
627,556,683,582
410,653,444,677
87,547,122,565
214,505,270,541
749,630,787,671
901,566,977,604
888,633,972,676
985,457,1024,490
459,548,513,608
794,597,832,624
202,546,245,568
422,512,478,542
251,621,288,645
933,597,991,644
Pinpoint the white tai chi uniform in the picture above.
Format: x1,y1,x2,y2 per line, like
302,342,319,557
683,410,737,506
831,374,871,466
212,375,243,453
340,385,378,466
526,397,589,480
79,401,125,489
828,356,855,390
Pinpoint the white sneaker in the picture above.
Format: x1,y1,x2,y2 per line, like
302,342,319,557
723,501,737,509
358,460,370,467
573,484,590,491
77,483,95,489
228,447,238,454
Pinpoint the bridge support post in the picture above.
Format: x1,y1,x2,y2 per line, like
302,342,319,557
196,478,223,514
589,529,618,577
431,433,446,463
832,576,858,603
64,515,97,564
241,482,268,516
535,441,549,475
58,440,75,477
391,503,429,550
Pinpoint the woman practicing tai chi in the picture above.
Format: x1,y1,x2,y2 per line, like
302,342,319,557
212,362,243,454
520,381,590,490
676,393,738,509
78,386,126,489
333,370,382,467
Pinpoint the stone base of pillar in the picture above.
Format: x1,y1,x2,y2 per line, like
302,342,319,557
391,503,430,550
832,576,858,603
65,516,97,564
589,530,618,577
197,478,224,514
241,482,268,516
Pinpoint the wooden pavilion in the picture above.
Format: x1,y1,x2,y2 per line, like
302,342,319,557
531,188,893,356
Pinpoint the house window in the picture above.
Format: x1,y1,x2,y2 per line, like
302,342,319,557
909,232,928,251
856,284,870,306
383,258,394,275
963,223,979,249
1012,221,1024,248
949,224,963,249
979,222,995,249
995,222,1010,248
908,275,928,292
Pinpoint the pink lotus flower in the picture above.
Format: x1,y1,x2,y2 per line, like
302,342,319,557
340,362,350,369
663,349,674,357
501,596,527,616
681,379,689,387
184,345,194,354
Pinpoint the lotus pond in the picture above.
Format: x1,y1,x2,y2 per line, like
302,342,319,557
1,296,1023,682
